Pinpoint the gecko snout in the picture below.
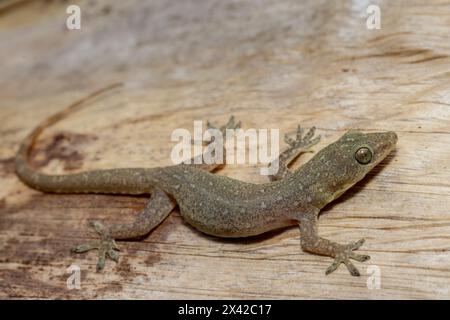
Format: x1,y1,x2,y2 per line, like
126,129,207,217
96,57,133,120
372,131,397,160
382,131,398,148
386,131,398,144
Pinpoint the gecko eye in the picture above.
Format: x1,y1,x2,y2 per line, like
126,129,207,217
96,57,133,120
355,147,372,164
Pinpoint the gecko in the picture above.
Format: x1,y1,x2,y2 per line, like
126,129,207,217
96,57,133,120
15,84,397,276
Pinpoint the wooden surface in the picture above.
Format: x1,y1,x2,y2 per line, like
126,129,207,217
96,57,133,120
1,0,449,299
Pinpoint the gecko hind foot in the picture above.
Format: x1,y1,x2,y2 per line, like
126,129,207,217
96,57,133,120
72,221,120,271
325,239,370,276
192,116,242,147
284,125,321,151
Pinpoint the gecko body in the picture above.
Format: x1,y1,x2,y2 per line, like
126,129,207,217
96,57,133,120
15,86,397,276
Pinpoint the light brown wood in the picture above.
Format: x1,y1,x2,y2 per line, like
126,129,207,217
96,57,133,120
0,0,449,299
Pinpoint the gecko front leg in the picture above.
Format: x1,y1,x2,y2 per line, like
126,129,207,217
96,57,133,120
298,214,370,276
72,188,175,271
269,125,320,181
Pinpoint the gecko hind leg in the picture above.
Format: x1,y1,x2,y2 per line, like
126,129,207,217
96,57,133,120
72,188,176,271
269,125,320,181
72,117,243,271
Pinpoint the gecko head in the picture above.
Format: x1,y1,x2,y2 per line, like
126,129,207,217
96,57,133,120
340,130,397,169
311,130,397,206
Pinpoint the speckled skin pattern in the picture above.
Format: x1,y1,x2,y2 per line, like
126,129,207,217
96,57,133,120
15,87,398,276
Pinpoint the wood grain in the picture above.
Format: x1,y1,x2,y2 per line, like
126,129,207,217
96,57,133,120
0,0,449,299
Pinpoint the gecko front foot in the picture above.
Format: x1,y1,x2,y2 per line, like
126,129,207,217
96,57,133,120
72,221,120,271
325,239,370,276
284,125,321,151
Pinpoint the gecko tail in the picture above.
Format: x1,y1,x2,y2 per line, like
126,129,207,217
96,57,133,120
15,83,124,193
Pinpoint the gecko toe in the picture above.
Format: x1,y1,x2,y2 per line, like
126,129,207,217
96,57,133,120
325,257,341,275
107,249,120,262
351,252,371,262
343,260,361,276
296,125,304,140
71,242,99,253
349,238,365,250
96,251,106,272
89,220,110,237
